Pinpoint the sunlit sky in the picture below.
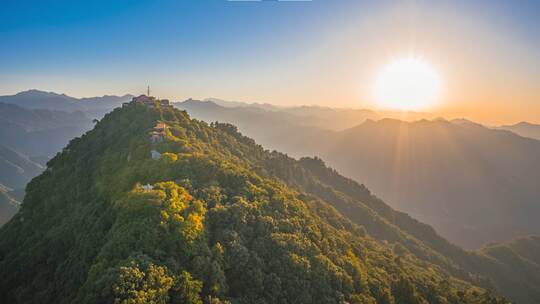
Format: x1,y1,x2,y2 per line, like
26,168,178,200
1,0,539,124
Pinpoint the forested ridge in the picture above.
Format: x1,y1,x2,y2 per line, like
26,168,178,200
0,102,530,303
175,100,540,249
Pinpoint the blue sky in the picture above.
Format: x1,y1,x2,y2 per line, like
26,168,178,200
1,0,539,123
1,0,362,94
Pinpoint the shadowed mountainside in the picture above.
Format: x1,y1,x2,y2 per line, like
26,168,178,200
323,119,540,248
0,184,20,226
0,145,44,190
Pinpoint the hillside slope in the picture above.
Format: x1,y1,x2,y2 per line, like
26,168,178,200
0,102,513,304
324,119,540,248
0,145,44,189
0,184,20,226
256,152,540,303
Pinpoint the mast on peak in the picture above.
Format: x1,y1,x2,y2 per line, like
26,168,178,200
147,85,150,96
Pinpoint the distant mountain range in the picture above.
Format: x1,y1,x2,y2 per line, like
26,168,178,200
0,89,133,117
0,90,133,160
0,90,134,225
192,98,381,131
204,97,283,111
323,118,540,248
176,99,337,157
498,121,540,140
0,90,81,111
0,102,94,160
174,99,540,248
200,98,436,131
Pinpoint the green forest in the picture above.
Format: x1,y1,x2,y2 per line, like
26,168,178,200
0,102,537,303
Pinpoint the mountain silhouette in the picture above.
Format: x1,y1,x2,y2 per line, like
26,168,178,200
499,121,540,140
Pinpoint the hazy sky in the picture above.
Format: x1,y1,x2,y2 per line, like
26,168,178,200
1,0,539,124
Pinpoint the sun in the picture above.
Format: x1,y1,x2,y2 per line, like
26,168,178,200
374,57,441,111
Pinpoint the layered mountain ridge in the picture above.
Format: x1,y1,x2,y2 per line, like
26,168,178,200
0,89,133,116
499,121,540,141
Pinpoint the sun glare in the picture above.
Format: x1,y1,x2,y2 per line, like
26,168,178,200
374,57,441,111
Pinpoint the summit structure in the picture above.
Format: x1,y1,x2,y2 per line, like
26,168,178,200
125,94,172,109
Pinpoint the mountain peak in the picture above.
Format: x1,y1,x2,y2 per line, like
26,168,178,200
0,90,134,115
515,121,536,127
17,89,49,95
498,120,540,140
15,89,71,98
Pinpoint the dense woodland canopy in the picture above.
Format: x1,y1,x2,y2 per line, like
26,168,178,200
0,102,536,303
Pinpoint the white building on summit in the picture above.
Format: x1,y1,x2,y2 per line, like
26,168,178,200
150,149,161,160
142,184,154,190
